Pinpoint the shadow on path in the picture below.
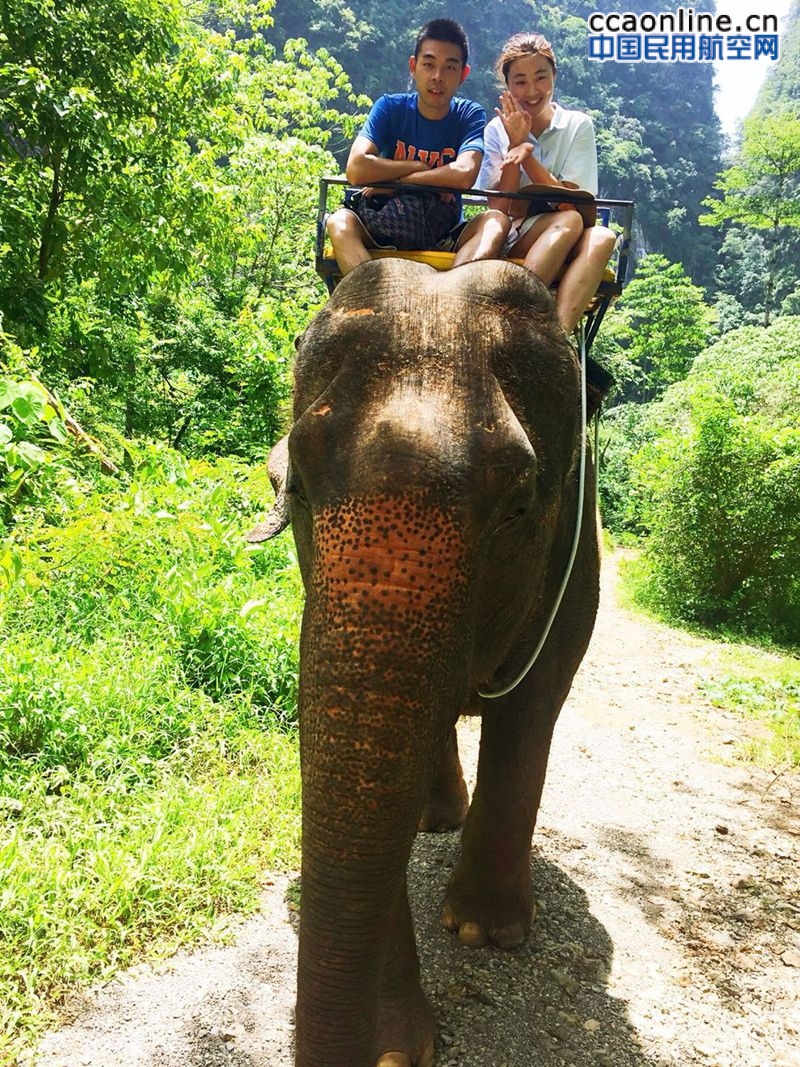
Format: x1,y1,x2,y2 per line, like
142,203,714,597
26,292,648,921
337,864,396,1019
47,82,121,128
409,831,671,1067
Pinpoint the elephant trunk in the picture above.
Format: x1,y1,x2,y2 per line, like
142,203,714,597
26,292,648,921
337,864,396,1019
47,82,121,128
294,494,472,1066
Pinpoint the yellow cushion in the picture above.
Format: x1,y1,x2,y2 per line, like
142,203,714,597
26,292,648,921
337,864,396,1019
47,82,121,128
322,242,615,283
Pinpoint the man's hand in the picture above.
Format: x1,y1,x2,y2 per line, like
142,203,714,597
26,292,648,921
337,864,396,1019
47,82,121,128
361,186,397,199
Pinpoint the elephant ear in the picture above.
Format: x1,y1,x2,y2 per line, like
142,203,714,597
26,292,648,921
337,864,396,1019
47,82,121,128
246,434,292,543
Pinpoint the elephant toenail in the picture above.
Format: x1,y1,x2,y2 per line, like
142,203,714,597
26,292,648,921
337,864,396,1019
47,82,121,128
441,904,458,931
458,921,488,947
493,924,526,948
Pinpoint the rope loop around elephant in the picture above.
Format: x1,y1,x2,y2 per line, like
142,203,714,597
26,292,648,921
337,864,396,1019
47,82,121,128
477,321,589,700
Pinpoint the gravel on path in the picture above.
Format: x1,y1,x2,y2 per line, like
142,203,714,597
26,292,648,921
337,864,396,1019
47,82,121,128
27,553,800,1067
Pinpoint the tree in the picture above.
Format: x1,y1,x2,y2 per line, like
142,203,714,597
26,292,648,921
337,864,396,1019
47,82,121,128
0,0,366,452
753,0,800,119
700,112,800,325
594,254,715,403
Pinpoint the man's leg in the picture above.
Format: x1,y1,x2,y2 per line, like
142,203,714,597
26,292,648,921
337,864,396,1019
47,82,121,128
553,225,618,334
451,210,510,267
326,208,378,274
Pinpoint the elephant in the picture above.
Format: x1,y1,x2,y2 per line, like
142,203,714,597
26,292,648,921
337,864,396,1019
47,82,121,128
249,257,600,1067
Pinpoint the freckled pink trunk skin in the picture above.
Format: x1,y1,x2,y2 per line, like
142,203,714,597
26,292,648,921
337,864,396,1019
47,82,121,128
294,494,471,1067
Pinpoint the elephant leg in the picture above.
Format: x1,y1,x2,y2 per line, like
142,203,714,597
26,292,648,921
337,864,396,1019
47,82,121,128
374,877,435,1067
442,690,562,950
418,723,469,832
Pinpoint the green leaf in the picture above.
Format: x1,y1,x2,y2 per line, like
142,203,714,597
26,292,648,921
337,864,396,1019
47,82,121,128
11,395,36,424
47,418,69,444
6,441,48,469
0,380,19,412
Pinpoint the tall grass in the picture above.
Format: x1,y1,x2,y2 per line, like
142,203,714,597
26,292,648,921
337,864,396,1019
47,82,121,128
0,450,303,1058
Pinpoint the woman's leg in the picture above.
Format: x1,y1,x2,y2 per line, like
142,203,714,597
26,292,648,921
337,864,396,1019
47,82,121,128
511,209,584,286
554,225,618,334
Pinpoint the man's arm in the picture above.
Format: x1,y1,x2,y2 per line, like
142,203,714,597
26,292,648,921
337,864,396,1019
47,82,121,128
400,149,482,190
403,100,486,191
346,137,480,190
345,135,428,185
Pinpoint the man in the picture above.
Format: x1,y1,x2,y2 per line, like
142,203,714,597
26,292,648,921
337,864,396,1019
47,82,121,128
326,18,509,273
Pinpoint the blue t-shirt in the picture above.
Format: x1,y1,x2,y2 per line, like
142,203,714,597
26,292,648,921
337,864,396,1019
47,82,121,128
360,92,485,171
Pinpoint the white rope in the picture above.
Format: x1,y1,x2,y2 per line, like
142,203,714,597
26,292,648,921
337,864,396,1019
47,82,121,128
477,323,589,700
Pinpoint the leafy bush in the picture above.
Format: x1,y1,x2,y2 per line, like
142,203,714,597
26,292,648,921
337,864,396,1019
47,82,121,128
0,374,73,528
597,402,653,536
0,448,303,1053
1,449,302,727
634,394,800,637
628,318,800,642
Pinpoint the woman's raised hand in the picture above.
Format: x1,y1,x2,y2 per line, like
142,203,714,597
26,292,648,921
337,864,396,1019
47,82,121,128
495,90,532,146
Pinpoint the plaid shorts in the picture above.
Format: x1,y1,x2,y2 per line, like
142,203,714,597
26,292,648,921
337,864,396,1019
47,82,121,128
352,190,461,250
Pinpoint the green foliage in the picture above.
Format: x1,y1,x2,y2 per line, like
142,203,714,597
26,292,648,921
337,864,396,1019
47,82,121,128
0,364,82,529
700,113,800,232
3,451,303,719
596,402,653,536
0,0,366,463
0,377,65,470
755,0,800,119
1,728,300,1055
594,254,716,403
0,449,303,1054
701,673,799,769
627,318,800,642
701,111,800,325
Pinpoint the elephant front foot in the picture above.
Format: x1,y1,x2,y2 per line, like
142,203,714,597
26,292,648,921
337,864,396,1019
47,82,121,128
375,1040,434,1067
441,861,536,950
374,986,435,1067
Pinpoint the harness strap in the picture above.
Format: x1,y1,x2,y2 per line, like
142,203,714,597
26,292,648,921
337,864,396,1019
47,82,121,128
477,322,589,700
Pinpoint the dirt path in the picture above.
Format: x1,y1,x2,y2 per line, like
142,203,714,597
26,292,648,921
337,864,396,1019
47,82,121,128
28,554,800,1067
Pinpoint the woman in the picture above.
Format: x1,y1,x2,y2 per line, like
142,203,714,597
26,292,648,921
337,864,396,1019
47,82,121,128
478,32,617,335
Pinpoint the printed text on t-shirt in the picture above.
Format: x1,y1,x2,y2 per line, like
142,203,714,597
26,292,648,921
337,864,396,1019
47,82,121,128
394,142,457,167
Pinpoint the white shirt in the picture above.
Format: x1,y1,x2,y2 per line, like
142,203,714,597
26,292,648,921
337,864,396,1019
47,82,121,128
477,102,598,195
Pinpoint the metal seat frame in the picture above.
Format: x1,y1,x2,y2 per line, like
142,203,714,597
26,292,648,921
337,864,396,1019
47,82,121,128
314,175,634,357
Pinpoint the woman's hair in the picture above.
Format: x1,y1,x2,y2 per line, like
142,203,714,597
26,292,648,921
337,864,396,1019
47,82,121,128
495,32,557,83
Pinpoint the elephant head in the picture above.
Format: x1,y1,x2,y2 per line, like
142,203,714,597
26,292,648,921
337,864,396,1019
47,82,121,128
253,258,599,1067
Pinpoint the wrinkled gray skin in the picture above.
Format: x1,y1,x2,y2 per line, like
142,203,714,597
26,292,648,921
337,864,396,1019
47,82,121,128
252,259,599,1067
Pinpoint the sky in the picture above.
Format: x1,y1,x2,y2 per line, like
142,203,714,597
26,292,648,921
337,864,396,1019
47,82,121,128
713,0,793,141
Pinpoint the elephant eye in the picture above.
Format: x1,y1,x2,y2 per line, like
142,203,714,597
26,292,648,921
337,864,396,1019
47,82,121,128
288,474,308,504
499,507,525,527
